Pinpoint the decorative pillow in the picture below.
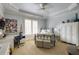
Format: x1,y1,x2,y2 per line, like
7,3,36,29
0,29,3,39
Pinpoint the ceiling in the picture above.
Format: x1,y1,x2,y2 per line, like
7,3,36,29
3,3,76,17
13,3,71,16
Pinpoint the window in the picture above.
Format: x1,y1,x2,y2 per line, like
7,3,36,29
25,20,31,34
33,20,38,34
25,19,38,35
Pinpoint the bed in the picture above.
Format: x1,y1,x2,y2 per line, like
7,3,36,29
34,29,55,48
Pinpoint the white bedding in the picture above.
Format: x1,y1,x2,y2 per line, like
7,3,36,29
0,29,4,39
40,29,52,34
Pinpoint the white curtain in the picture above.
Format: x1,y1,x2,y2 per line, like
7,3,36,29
25,19,38,35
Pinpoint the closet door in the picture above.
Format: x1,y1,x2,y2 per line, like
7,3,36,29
66,23,72,43
72,22,78,45
60,24,66,42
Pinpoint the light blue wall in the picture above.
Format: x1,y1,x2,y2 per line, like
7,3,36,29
47,6,79,29
4,11,46,34
0,4,4,16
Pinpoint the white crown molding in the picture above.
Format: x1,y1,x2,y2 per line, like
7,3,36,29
68,3,78,10
49,3,78,17
9,3,44,17
3,3,45,20
9,3,19,10
3,3,78,19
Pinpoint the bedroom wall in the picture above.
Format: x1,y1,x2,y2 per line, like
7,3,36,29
0,3,4,16
47,6,79,29
4,10,46,34
4,12,24,33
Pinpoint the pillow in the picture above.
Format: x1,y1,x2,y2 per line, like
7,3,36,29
0,29,3,34
0,29,3,39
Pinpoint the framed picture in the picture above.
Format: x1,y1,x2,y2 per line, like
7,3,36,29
5,19,17,33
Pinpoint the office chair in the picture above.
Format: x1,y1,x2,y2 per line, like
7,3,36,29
14,32,25,48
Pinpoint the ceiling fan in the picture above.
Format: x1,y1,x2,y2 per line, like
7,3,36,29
38,3,53,10
39,3,48,10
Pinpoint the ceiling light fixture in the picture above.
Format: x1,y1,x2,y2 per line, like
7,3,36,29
39,3,48,10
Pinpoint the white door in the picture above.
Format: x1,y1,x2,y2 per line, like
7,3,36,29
60,24,66,42
25,20,32,35
66,23,72,43
72,22,78,45
33,20,38,34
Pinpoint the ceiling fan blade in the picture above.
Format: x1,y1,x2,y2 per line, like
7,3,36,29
37,3,53,11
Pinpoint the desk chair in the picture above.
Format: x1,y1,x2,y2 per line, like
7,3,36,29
14,32,25,48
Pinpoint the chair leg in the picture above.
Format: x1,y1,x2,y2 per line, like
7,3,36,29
17,40,20,48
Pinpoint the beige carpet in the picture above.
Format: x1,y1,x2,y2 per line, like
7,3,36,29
12,39,69,55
